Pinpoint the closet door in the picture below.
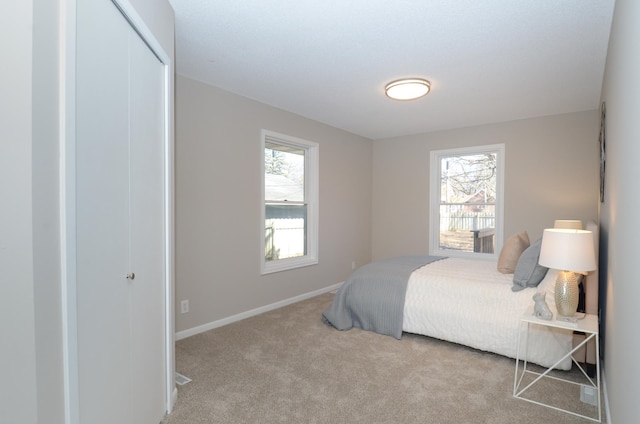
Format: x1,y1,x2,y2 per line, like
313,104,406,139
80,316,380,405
76,1,131,421
76,0,166,422
129,19,167,424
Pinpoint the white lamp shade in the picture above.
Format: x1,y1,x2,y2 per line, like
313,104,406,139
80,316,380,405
553,219,583,230
538,229,597,272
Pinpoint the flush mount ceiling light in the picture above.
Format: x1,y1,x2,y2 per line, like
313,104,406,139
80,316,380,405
385,78,431,100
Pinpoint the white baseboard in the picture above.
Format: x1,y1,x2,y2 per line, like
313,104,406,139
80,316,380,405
602,363,612,424
171,387,178,411
175,282,343,341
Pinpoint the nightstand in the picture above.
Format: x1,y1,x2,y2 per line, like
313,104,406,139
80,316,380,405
513,307,601,422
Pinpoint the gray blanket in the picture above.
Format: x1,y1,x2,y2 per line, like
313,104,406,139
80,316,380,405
322,256,444,339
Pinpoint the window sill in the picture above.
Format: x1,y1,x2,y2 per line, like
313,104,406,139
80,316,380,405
261,256,318,275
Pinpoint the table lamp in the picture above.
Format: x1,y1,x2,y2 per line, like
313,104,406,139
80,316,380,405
553,219,583,230
538,229,597,319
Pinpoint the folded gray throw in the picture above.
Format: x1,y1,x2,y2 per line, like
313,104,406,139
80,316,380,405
322,256,444,339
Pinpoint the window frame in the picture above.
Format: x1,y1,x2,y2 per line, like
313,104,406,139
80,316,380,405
260,130,319,274
428,143,505,260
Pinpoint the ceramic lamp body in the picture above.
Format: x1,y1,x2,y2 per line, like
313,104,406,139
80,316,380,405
555,270,580,317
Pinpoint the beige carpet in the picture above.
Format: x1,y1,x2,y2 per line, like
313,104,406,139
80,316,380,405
163,293,603,423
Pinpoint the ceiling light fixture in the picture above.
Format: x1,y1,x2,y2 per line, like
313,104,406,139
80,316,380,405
385,78,431,100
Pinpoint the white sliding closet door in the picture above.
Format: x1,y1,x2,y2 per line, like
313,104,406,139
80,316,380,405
76,1,130,421
75,0,167,423
129,14,167,423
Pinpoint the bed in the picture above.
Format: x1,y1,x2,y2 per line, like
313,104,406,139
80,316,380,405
323,221,599,371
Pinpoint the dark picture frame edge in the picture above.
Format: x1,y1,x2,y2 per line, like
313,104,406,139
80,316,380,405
599,101,606,203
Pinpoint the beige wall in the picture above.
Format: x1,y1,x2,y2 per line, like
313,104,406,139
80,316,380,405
599,0,640,422
175,76,372,333
372,111,600,261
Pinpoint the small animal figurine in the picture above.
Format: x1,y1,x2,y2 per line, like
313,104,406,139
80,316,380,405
533,291,553,321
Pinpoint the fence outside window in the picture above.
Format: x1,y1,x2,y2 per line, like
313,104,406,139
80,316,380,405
265,218,305,261
439,205,495,253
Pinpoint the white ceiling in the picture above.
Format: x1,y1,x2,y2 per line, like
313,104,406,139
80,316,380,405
169,0,615,140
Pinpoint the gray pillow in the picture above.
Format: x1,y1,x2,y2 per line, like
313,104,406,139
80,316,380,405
512,238,549,292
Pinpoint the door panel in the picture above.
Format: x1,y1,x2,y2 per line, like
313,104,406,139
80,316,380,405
128,21,167,424
76,1,132,422
75,0,167,422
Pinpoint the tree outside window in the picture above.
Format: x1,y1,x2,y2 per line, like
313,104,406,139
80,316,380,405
430,144,504,258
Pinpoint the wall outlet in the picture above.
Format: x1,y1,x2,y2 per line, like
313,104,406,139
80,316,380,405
180,300,189,314
351,261,356,270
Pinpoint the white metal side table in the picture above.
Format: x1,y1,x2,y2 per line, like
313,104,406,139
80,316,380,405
513,307,601,422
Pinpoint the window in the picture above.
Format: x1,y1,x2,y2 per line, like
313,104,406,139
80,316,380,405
429,144,504,259
261,130,318,274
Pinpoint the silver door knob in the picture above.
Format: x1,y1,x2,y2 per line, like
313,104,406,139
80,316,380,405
126,273,136,280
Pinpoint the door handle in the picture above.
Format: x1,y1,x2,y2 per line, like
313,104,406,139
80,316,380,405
126,272,136,280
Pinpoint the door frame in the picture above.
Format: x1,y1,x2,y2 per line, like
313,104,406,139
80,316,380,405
60,0,175,422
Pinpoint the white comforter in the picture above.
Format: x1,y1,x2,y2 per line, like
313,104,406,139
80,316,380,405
403,257,573,369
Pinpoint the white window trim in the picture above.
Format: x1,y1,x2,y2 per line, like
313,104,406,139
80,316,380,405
428,143,505,260
261,130,319,274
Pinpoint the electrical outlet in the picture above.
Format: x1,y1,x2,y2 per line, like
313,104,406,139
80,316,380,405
352,261,356,270
180,300,189,314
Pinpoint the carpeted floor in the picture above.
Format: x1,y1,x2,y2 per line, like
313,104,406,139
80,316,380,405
162,293,603,423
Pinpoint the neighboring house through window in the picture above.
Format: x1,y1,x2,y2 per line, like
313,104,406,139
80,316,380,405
261,130,318,274
429,144,504,259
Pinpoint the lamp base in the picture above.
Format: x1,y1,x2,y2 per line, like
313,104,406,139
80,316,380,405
555,312,586,324
555,270,579,318
556,314,579,323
